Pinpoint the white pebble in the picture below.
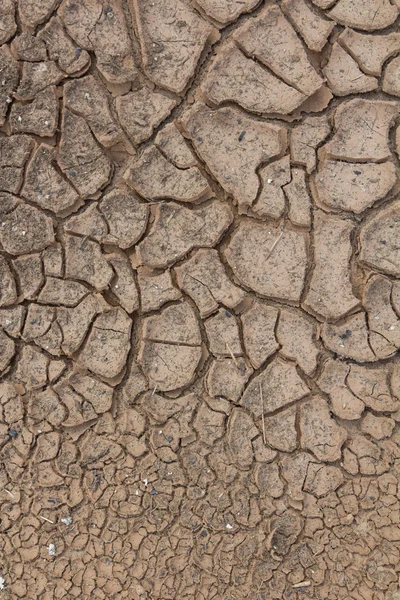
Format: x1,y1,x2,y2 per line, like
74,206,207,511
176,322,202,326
0,577,5,590
226,524,233,530
61,517,72,526
48,543,56,556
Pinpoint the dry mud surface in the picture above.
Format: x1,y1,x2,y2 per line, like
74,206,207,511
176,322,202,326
3,1,400,599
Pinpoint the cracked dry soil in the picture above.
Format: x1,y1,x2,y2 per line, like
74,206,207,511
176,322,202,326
3,0,400,599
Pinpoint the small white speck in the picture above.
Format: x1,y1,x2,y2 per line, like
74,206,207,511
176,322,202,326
21,230,26,236
0,577,4,590
267,179,273,184
143,479,148,487
375,315,380,320
44,120,49,125
61,517,72,526
6,97,12,104
339,343,344,348
5,319,11,325
390,325,396,330
17,116,22,122
135,490,139,495
226,524,233,530
115,285,119,289
1,80,5,85
48,543,56,556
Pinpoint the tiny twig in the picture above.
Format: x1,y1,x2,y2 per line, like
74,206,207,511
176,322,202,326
260,382,266,445
151,384,157,396
4,489,14,498
226,342,238,367
40,515,54,524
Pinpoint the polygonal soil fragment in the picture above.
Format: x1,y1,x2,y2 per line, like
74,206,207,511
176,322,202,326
206,358,253,403
42,243,62,277
138,302,202,392
233,3,323,97
252,156,291,220
313,160,396,213
290,115,330,174
155,122,196,168
64,203,107,241
10,86,59,137
284,169,311,228
78,307,131,380
175,249,246,318
323,99,399,162
38,277,88,307
241,300,279,369
228,408,258,469
323,43,378,96
300,396,347,462
58,294,104,355
317,358,365,420
304,463,344,498
99,187,149,249
0,0,16,45
55,373,113,426
240,356,310,418
13,344,54,391
363,274,400,359
0,305,25,337
205,309,241,357
281,0,334,52
347,363,400,412
264,405,297,452
138,268,181,313
58,110,112,197
11,32,47,61
59,0,137,84
277,308,319,376
0,46,19,126
37,16,91,76
359,200,400,276
107,253,139,314
0,202,54,255
328,0,398,31
200,41,307,116
116,87,177,146
0,135,35,194
12,253,43,299
180,103,286,210
321,312,376,362
0,329,14,374
64,234,113,291
18,0,59,28
64,76,124,148
22,144,79,215
132,0,216,94
125,145,210,203
339,29,400,76
225,221,308,303
361,413,395,440
0,256,17,307
303,211,359,320
194,403,225,446
137,200,232,268
16,61,64,102
193,0,260,25
384,56,400,98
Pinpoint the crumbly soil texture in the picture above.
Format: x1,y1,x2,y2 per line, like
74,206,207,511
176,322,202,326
3,0,400,599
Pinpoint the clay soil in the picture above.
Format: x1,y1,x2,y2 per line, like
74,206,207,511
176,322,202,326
2,0,400,598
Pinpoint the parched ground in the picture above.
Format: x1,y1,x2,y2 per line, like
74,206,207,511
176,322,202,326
2,0,400,599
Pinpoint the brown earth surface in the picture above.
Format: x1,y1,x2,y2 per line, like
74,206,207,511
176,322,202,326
2,1,400,599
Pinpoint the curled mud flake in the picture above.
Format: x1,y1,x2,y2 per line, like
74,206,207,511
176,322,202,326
200,41,307,116
281,0,335,52
155,122,197,169
193,0,260,25
347,363,400,412
241,300,279,369
339,29,400,77
132,0,217,94
277,308,319,376
328,0,398,31
303,211,359,321
359,200,400,277
0,203,54,256
58,110,112,198
284,168,312,229
10,86,59,138
180,102,286,211
0,256,17,307
64,233,113,291
361,413,395,441
241,356,310,418
59,0,137,85
137,200,231,269
323,43,378,97
225,220,308,304
322,312,376,362
0,0,16,45
37,16,91,76
138,268,181,313
77,307,132,381
125,145,211,203
99,187,149,249
175,249,246,318
383,56,400,98
323,99,399,162
313,159,396,214
290,115,330,174
22,144,80,216
107,253,139,314
363,274,400,359
0,46,19,126
0,135,35,195
206,357,253,403
16,61,64,102
299,396,347,462
233,4,323,96
317,358,365,420
116,87,177,146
